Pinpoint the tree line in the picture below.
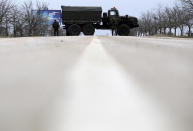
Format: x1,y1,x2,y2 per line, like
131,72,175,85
0,0,49,37
137,0,193,37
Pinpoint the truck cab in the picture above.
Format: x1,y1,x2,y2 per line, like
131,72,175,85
106,7,139,36
108,7,120,26
108,7,119,17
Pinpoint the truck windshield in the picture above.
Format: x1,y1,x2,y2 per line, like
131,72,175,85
110,11,116,16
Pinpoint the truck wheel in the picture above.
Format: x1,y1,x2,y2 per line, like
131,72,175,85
68,24,81,36
117,24,130,36
82,24,95,35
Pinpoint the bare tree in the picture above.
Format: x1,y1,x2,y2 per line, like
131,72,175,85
137,19,146,36
176,7,186,36
0,0,13,36
21,0,49,36
21,1,35,36
180,0,193,36
155,8,165,34
9,5,25,37
164,7,174,35
180,0,193,12
171,5,180,36
184,10,193,36
152,13,158,35
140,11,154,35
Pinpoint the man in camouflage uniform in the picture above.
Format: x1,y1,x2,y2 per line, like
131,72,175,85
52,20,59,36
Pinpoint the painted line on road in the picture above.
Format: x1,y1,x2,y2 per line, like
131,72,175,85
52,37,176,131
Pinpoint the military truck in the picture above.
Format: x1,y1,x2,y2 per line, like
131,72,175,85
61,6,139,36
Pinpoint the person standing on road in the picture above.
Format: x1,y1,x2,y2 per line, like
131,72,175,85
52,20,59,36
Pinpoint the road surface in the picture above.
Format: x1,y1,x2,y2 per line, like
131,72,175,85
0,36,193,131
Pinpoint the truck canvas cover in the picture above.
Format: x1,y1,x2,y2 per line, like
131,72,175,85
61,6,102,23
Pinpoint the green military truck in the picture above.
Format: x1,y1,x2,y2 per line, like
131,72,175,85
61,6,139,36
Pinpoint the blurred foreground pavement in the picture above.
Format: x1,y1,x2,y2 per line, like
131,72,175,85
0,36,193,131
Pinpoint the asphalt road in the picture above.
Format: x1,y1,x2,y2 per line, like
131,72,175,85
0,36,193,131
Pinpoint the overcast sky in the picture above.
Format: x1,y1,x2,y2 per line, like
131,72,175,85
16,0,177,17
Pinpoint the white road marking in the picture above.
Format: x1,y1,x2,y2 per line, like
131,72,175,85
48,37,177,131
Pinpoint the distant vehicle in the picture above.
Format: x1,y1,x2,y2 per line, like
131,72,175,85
61,6,139,36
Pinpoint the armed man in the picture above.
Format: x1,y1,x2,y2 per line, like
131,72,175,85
52,20,59,36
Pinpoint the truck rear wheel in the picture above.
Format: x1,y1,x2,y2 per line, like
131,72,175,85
117,24,130,36
82,24,95,35
68,24,81,36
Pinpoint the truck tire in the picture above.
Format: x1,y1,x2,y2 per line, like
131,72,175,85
68,24,81,36
82,24,95,35
117,24,130,36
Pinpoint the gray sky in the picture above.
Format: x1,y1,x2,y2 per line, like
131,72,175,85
17,0,176,17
